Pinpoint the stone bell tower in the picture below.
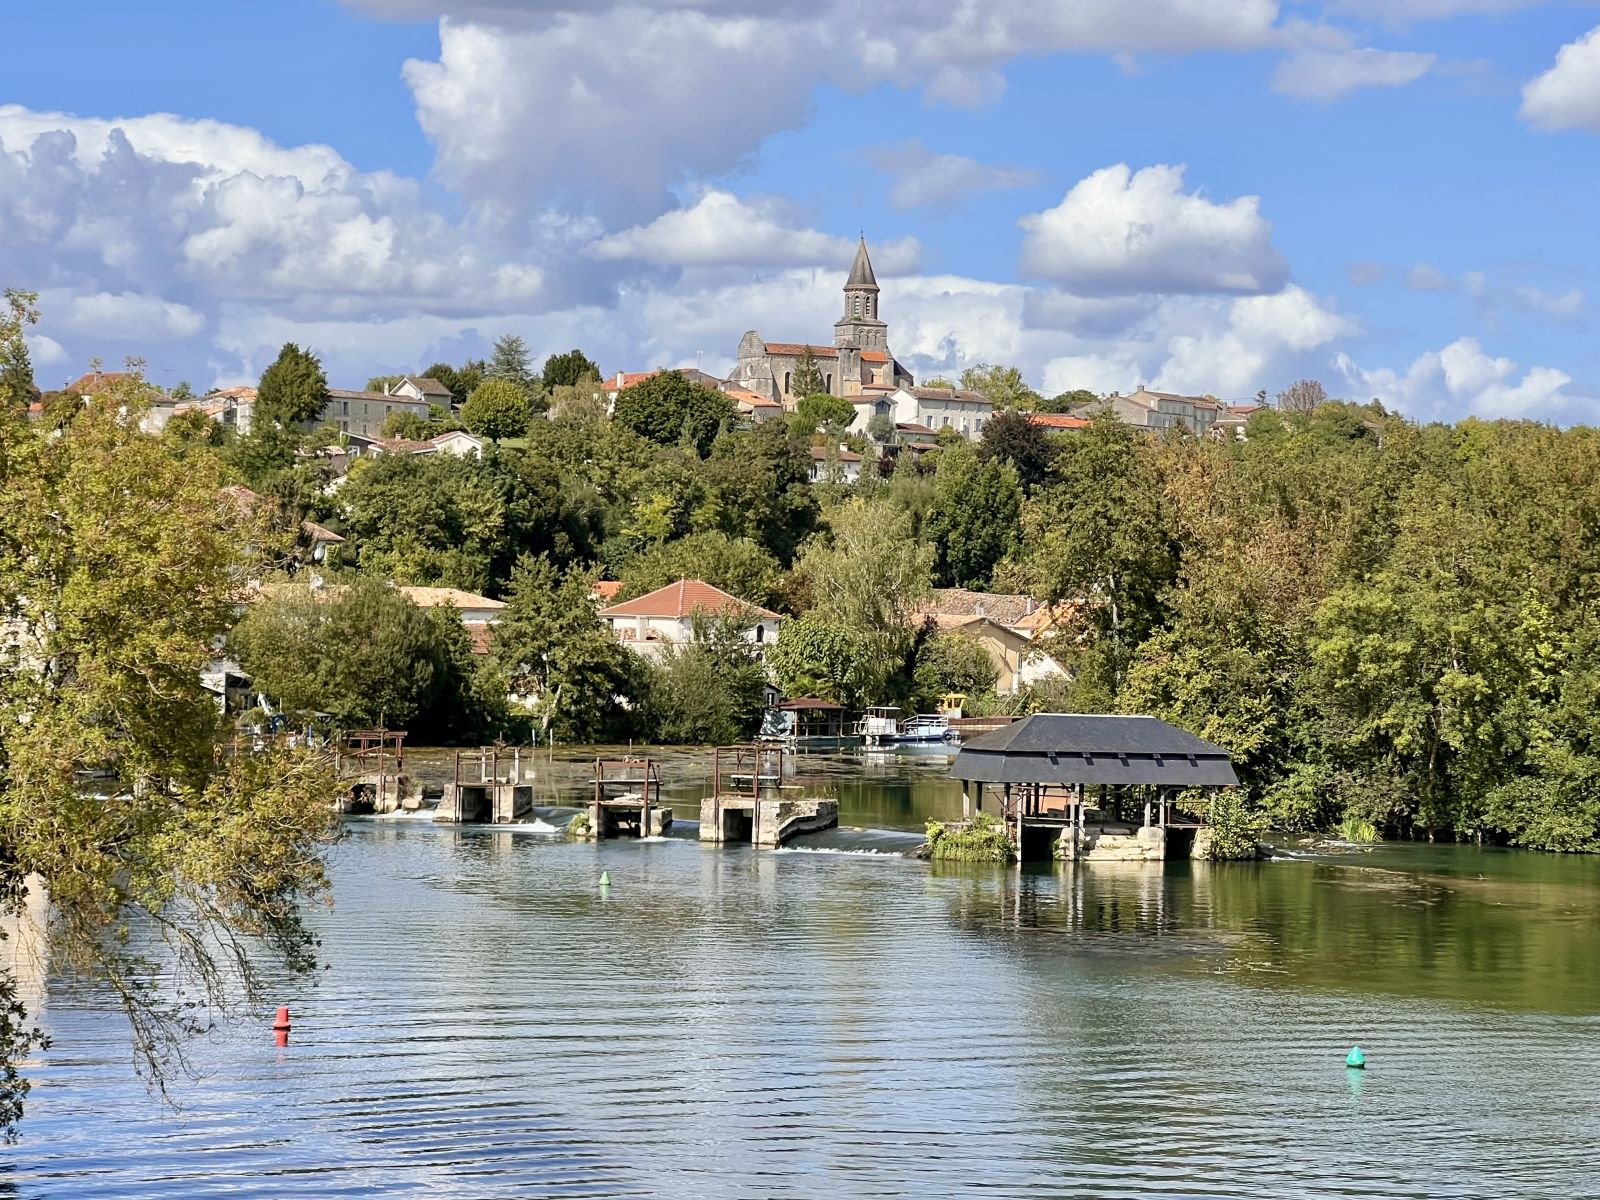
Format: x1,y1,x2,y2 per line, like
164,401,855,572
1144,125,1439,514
834,236,888,352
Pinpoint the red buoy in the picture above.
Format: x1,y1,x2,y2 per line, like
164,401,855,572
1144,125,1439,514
272,1005,292,1031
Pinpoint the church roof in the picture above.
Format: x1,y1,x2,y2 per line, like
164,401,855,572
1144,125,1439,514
847,237,879,290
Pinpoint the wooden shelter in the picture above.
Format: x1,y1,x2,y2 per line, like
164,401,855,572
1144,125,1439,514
949,713,1238,861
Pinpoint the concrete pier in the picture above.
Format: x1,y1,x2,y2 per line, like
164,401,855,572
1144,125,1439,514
698,794,837,847
434,747,537,824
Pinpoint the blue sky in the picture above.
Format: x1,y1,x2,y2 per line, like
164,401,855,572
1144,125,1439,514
4,1,1599,420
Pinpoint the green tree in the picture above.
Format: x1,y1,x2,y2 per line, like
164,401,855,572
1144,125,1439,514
460,379,531,441
230,576,481,740
979,407,1057,493
1039,388,1099,414
1009,412,1176,686
792,497,934,703
490,556,638,742
453,359,485,404
866,412,895,443
256,343,330,428
612,371,735,457
618,532,783,609
790,346,827,398
541,348,600,390
642,614,768,744
767,613,877,707
0,288,39,419
0,370,339,1134
366,374,403,393
487,334,535,391
795,392,856,432
926,440,1021,588
912,632,999,710
960,363,1041,409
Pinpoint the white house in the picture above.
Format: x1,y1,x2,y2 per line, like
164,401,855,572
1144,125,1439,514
596,579,781,658
418,430,485,458
388,376,454,406
849,384,992,440
808,443,863,484
397,586,505,657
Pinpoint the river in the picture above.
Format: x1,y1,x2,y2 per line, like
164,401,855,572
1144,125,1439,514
11,748,1600,1198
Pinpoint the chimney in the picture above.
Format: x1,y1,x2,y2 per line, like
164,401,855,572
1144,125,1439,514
616,371,625,389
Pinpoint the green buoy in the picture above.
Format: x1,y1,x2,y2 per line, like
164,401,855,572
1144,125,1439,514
1346,1045,1366,1069
599,871,610,888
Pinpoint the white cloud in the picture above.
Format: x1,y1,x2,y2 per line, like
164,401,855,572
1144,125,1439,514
868,140,1039,211
588,190,920,271
397,4,1283,218
1156,286,1354,396
24,333,67,366
1337,336,1593,421
1272,48,1435,101
1407,262,1453,290
1019,163,1288,296
1509,285,1584,318
64,292,206,342
1329,0,1544,24
1520,26,1600,133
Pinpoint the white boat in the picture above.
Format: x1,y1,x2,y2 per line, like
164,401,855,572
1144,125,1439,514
858,706,957,745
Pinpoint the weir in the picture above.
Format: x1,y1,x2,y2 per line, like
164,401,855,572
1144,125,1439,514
436,746,537,824
573,758,672,840
335,730,415,814
698,744,838,848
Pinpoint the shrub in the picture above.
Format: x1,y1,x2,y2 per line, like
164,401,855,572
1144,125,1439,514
925,812,1016,863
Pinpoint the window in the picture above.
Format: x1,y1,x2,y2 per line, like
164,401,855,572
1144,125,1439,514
941,415,950,428
825,373,832,391
784,371,792,394
754,623,764,644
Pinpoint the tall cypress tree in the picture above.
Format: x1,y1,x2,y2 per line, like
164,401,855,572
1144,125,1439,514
256,343,330,428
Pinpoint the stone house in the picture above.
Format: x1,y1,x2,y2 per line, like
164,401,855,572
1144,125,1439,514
730,238,915,407
1077,386,1223,437
915,589,1073,696
808,443,863,484
323,388,431,439
596,579,781,659
387,376,454,406
848,383,993,441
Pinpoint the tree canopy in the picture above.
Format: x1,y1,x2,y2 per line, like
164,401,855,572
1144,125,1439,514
541,348,600,390
960,363,1041,410
461,378,531,441
256,343,329,428
612,371,735,457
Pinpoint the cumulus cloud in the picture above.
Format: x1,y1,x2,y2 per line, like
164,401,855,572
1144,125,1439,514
588,190,920,271
1019,164,1288,296
1338,336,1593,421
397,3,1283,217
63,292,206,342
24,333,67,367
1520,26,1600,133
1271,48,1435,101
868,140,1039,211
1156,286,1354,395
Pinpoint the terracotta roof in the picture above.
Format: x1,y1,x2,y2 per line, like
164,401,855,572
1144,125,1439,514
597,579,779,621
1124,387,1223,410
896,422,936,435
397,586,506,611
373,436,434,454
860,350,891,364
602,370,662,394
919,589,1042,629
725,386,781,408
764,342,840,359
1027,413,1091,430
67,370,133,395
593,580,624,602
602,368,729,395
203,385,257,402
465,622,494,656
403,376,453,397
1225,403,1263,415
809,445,863,463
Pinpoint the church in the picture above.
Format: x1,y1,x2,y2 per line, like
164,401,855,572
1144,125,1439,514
730,237,916,407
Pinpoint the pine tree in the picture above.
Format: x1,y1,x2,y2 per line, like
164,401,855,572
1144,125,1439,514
488,334,535,391
791,346,827,397
256,343,330,428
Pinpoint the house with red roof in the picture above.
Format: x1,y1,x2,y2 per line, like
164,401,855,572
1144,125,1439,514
596,579,781,658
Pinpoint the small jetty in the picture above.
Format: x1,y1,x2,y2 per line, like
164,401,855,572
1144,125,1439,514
573,757,672,839
699,744,838,848
949,713,1238,862
335,730,412,814
436,746,537,823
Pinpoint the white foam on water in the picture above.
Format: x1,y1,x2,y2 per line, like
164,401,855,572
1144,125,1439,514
769,846,907,859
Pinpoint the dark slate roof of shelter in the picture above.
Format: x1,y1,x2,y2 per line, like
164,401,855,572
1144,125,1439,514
950,713,1238,787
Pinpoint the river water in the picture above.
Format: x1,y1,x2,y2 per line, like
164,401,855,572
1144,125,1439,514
11,749,1600,1198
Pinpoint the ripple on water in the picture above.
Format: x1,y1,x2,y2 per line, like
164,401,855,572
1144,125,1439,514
13,821,1600,1199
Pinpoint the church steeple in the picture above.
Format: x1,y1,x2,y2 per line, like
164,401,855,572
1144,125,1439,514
836,235,886,350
